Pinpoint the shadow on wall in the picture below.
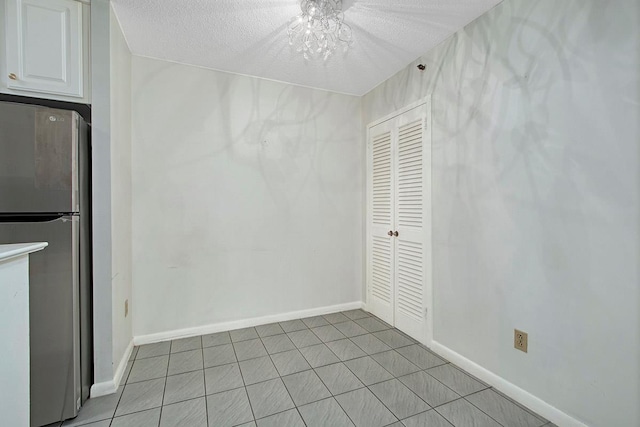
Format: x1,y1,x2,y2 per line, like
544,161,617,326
133,64,359,214
130,55,363,339
364,0,639,425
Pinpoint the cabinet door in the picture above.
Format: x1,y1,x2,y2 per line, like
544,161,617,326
393,104,430,342
5,0,83,98
367,119,395,325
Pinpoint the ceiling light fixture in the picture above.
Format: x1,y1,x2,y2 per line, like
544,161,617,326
287,0,353,61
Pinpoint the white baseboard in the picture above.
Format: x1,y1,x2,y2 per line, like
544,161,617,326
430,340,586,427
114,340,134,388
134,301,364,346
90,380,116,399
90,339,134,398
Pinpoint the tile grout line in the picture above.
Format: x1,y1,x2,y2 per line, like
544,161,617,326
119,367,381,427
460,390,539,427
336,351,402,425
404,362,513,425
332,384,381,426
90,313,550,427
363,375,420,423
408,366,519,427
293,404,309,426
348,334,392,355
302,395,355,426
108,347,170,424
229,334,257,424
108,347,146,424
127,322,411,418
103,404,177,425
80,314,351,426
330,323,473,423
309,326,346,344
297,344,338,371
251,311,371,425
393,366,467,414
249,406,305,425
306,359,361,427
262,337,309,426
155,340,172,427
282,310,378,426
395,407,456,426
260,332,296,356
198,335,210,427
432,395,508,427
485,387,551,423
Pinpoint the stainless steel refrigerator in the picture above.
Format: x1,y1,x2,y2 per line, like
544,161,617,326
0,101,92,427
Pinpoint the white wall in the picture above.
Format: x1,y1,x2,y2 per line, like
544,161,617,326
90,0,114,389
362,1,639,426
131,56,364,337
90,0,134,394
109,5,133,376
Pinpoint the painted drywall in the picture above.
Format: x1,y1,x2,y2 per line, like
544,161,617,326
90,0,114,389
109,5,133,377
362,1,640,426
131,56,364,336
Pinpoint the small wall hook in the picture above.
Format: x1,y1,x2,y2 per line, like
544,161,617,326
417,64,426,71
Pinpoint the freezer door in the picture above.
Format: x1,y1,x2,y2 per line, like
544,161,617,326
0,216,81,427
0,102,79,214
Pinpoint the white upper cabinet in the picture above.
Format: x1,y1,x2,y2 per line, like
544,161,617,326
4,0,86,99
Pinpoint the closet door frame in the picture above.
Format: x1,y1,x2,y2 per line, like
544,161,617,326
365,95,433,346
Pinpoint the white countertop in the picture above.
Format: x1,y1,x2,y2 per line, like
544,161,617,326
0,243,48,262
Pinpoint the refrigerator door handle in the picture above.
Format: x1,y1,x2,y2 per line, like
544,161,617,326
0,214,65,223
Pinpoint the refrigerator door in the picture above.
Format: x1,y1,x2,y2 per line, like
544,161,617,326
0,215,81,427
0,101,79,214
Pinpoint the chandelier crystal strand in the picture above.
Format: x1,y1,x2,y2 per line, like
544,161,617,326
288,0,353,61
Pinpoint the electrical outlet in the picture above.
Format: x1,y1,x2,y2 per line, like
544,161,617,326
514,329,528,353
125,299,129,317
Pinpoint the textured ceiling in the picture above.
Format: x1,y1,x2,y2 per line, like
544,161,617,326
111,0,502,96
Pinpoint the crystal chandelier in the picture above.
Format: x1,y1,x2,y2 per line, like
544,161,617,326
287,0,353,61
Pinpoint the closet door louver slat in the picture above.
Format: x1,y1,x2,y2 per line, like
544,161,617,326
372,132,392,226
396,240,424,321
371,236,392,303
397,120,423,229
367,126,395,324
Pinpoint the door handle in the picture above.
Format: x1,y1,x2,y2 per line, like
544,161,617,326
393,231,399,237
387,230,393,236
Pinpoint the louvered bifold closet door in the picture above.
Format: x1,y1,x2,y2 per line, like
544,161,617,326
367,120,395,324
393,104,429,341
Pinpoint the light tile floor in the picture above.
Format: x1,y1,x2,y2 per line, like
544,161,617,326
61,310,556,427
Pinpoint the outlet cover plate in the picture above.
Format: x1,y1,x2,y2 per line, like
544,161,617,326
514,329,528,353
